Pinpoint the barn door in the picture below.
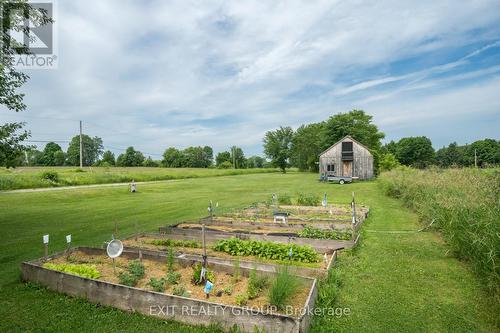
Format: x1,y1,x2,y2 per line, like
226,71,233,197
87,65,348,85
343,161,352,177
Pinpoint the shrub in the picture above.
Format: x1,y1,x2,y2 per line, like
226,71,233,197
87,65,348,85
42,263,100,279
172,285,189,297
41,171,59,183
218,161,233,169
150,239,200,248
213,238,320,263
192,263,216,285
149,277,166,292
235,293,249,306
296,193,320,206
268,266,299,309
278,194,292,205
298,226,352,240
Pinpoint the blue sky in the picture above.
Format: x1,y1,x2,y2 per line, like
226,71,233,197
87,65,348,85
1,0,500,158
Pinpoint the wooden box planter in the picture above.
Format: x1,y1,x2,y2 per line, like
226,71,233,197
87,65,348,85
21,247,319,333
189,216,363,243
123,231,338,278
159,225,356,252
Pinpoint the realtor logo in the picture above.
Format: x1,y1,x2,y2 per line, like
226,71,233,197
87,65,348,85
1,1,58,69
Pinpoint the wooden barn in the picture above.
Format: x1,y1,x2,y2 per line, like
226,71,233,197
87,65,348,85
319,135,374,180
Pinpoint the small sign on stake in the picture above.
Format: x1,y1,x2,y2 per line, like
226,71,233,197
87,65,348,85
66,234,72,255
42,234,49,257
204,280,213,298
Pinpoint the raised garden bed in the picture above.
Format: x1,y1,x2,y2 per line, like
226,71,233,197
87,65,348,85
22,247,318,333
163,223,357,250
122,231,338,278
192,215,363,241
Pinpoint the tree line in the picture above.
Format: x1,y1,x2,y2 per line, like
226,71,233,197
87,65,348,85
6,134,269,169
262,110,499,172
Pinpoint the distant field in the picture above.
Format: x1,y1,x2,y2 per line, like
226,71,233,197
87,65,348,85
0,167,282,191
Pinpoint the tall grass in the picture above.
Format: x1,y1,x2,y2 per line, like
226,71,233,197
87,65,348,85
380,167,500,301
268,266,300,309
0,167,282,190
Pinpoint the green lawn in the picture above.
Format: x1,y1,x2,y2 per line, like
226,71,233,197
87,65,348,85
0,173,497,332
0,166,281,191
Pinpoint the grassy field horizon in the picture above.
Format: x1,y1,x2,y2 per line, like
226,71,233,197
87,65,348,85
0,166,283,191
0,172,498,332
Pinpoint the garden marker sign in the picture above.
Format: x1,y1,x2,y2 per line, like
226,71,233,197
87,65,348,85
322,193,327,207
43,234,49,257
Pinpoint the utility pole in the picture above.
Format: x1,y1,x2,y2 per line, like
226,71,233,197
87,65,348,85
474,149,477,168
232,146,236,169
79,120,83,168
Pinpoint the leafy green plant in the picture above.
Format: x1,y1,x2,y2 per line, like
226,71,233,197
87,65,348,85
268,266,299,309
150,239,201,248
224,284,234,296
213,238,320,263
128,260,145,279
247,267,268,299
41,171,59,183
42,263,100,279
118,272,138,287
296,193,320,206
118,259,146,287
166,246,175,271
235,293,249,306
191,263,216,285
149,277,166,292
278,193,292,205
172,285,189,297
166,271,181,285
298,226,352,240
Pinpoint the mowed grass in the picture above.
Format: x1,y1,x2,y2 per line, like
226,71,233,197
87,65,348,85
0,166,281,191
0,173,498,332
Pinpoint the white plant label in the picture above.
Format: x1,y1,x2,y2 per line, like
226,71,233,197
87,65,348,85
66,234,71,243
43,234,49,244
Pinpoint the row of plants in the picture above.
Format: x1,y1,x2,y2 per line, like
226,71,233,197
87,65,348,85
213,238,320,263
262,193,321,206
149,239,200,248
42,263,101,279
298,226,352,240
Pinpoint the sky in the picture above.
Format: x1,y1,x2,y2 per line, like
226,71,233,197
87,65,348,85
1,0,500,158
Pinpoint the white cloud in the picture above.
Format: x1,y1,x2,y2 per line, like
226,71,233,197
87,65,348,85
1,0,499,155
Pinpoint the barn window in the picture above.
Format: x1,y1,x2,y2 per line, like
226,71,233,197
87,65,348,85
327,164,335,172
342,141,353,161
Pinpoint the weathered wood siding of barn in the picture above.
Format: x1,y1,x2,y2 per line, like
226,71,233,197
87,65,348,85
319,137,374,180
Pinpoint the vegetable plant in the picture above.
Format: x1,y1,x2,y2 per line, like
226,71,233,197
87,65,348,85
148,277,166,292
213,238,320,263
298,226,352,240
42,263,100,279
150,239,200,248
